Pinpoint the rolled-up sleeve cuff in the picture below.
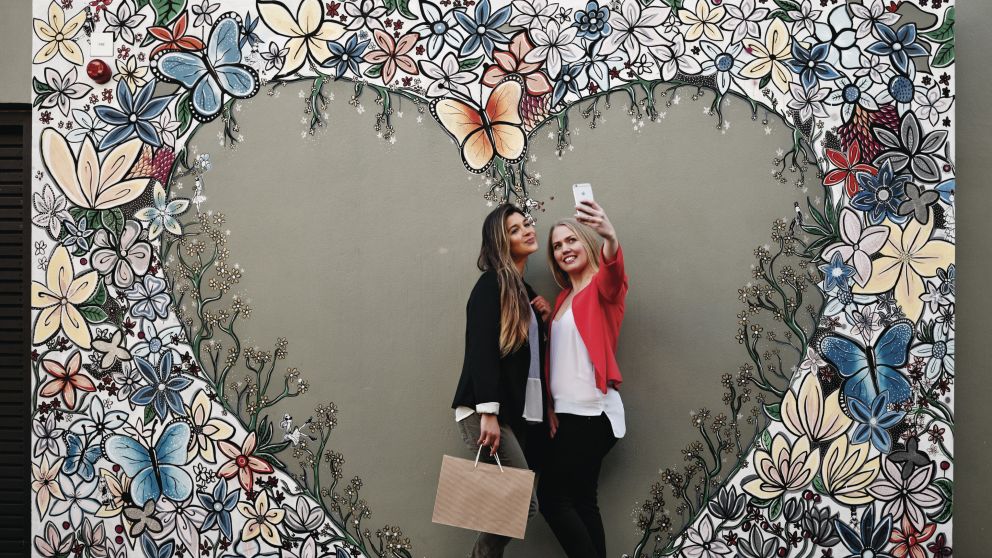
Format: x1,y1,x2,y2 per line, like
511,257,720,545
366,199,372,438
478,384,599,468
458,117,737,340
475,402,500,415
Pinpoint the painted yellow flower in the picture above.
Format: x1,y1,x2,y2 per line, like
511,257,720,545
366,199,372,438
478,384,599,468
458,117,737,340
238,491,285,547
96,468,132,518
258,0,345,78
743,433,819,499
678,0,725,42
781,374,852,444
115,55,149,92
32,246,99,348
186,390,236,462
740,18,792,93
820,435,880,506
33,1,88,65
854,212,953,321
40,128,150,210
32,455,65,516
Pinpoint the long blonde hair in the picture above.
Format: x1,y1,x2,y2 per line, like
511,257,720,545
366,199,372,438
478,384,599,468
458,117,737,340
478,205,531,356
547,219,601,289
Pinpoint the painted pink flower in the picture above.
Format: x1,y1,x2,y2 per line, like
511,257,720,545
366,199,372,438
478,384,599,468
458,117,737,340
217,432,274,493
364,30,419,84
482,32,552,95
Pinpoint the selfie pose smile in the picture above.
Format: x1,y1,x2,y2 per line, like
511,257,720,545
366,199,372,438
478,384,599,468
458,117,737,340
450,204,553,558
540,197,628,558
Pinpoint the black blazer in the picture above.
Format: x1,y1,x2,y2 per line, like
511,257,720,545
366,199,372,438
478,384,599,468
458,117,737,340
451,271,548,432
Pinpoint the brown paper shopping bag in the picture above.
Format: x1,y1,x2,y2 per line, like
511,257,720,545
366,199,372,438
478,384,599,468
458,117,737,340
432,446,536,539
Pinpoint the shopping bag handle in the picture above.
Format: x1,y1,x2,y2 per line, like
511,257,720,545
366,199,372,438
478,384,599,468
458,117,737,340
474,444,505,472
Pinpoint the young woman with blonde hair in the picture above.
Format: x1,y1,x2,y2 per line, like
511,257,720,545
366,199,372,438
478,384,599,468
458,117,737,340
451,203,552,558
539,199,628,558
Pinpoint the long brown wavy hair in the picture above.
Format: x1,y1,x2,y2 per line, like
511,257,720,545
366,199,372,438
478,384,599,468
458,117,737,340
478,204,531,356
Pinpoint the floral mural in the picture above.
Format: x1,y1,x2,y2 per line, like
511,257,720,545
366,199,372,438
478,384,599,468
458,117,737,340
30,0,955,556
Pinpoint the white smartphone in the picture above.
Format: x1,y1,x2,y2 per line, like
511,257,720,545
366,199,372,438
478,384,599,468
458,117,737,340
572,183,594,206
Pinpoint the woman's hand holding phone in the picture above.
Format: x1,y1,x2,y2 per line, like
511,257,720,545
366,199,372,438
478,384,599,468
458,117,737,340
575,199,616,241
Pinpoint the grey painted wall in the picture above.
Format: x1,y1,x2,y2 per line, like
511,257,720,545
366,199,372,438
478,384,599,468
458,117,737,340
8,0,990,553
192,86,813,557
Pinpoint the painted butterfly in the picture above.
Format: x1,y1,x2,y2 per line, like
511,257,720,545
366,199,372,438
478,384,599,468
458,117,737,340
430,76,527,174
150,13,260,123
103,420,193,505
818,320,914,409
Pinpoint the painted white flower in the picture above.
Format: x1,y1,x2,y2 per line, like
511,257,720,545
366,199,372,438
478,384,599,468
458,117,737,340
420,53,476,98
786,0,821,37
66,109,108,144
787,82,829,122
911,325,954,380
115,55,149,92
49,475,99,528
850,0,900,39
720,0,768,44
822,208,890,287
600,0,671,59
854,52,893,86
103,0,147,44
344,0,387,31
510,0,559,30
681,516,731,558
31,184,72,240
653,35,701,81
39,67,92,117
524,19,584,78
914,85,953,126
191,0,220,27
134,182,191,240
153,108,181,149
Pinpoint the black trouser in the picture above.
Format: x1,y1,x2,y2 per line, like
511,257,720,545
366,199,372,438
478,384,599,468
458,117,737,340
537,412,618,558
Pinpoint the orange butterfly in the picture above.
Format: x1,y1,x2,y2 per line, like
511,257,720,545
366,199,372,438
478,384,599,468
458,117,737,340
430,77,527,173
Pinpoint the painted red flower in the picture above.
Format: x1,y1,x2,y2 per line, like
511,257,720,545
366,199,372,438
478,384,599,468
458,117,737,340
889,520,936,558
482,32,552,96
217,432,274,493
147,12,206,58
39,351,96,410
824,140,876,198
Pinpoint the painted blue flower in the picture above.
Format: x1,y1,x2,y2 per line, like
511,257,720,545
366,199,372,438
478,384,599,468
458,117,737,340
126,275,172,320
785,41,841,90
849,391,905,452
833,507,895,558
851,160,910,225
198,478,240,541
552,63,587,106
412,0,463,59
322,35,370,80
934,179,954,205
93,79,171,150
699,40,744,95
866,22,928,74
819,251,856,292
574,1,611,41
61,216,95,252
130,352,190,419
937,264,955,296
453,0,511,58
141,535,175,558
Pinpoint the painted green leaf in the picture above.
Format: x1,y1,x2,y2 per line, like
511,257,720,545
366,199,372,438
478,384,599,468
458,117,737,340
382,0,416,19
78,305,109,324
773,0,801,13
176,93,193,136
149,0,187,27
763,403,782,422
932,42,955,68
769,9,795,22
812,472,827,495
85,282,108,307
768,496,783,521
100,208,125,236
33,77,53,95
364,64,383,78
32,93,51,109
922,6,955,43
143,404,157,425
760,429,772,451
459,56,485,71
759,74,772,90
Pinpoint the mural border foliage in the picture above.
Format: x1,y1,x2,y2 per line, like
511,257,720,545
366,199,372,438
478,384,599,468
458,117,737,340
28,0,956,556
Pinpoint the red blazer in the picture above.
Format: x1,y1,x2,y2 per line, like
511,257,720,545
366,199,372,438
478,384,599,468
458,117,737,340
545,244,628,398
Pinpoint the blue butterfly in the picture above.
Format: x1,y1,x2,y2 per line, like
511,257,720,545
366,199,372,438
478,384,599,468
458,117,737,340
62,432,101,481
819,320,914,409
150,13,259,122
103,421,193,505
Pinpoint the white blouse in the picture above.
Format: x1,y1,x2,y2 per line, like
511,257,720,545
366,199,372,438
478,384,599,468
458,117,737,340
550,307,626,438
